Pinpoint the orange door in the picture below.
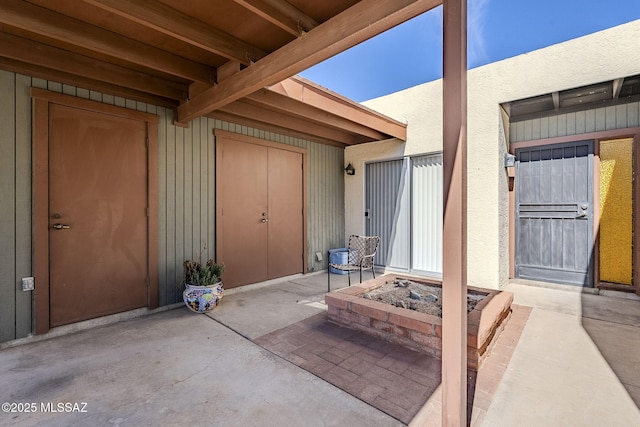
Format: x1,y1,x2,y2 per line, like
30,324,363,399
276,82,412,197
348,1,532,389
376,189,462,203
217,137,303,288
48,104,149,327
267,148,303,278
217,139,269,287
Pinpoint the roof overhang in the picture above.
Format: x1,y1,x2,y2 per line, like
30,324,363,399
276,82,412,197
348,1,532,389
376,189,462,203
207,76,407,146
0,0,431,146
505,74,640,121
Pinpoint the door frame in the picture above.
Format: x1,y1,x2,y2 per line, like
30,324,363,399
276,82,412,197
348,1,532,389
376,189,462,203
509,126,640,294
214,129,308,281
32,88,159,334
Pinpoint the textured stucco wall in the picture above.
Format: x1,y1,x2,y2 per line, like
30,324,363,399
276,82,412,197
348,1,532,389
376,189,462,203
599,138,634,284
348,19,640,290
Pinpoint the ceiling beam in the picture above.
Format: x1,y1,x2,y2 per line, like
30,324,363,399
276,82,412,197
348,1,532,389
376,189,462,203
552,91,560,109
0,57,177,108
177,0,440,124
613,78,624,99
0,32,187,101
206,110,345,148
0,0,214,83
82,0,267,65
246,89,389,140
219,100,362,145
232,0,318,36
270,76,407,140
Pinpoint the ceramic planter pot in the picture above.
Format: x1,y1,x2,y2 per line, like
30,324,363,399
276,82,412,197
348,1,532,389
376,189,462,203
183,281,224,313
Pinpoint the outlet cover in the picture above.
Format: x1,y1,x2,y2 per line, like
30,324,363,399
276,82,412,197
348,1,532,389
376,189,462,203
21,277,34,291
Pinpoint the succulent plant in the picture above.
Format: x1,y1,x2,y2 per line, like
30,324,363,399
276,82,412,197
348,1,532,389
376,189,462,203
183,258,225,286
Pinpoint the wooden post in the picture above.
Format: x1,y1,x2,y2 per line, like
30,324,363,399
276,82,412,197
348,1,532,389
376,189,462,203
442,0,467,425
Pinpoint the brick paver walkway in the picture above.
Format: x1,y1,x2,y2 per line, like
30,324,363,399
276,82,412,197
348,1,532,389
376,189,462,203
254,305,531,425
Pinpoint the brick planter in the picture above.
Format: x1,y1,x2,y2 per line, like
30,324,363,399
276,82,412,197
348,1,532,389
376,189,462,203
325,274,513,371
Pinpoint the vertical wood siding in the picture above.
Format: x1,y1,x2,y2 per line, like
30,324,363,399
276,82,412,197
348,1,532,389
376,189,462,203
510,101,640,143
0,71,344,342
0,71,33,343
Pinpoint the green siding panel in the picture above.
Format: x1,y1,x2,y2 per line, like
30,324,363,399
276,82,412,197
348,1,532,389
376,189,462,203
0,71,17,342
14,74,32,338
0,71,346,343
510,101,640,143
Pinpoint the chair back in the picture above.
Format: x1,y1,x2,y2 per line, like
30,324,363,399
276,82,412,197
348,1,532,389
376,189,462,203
347,235,380,268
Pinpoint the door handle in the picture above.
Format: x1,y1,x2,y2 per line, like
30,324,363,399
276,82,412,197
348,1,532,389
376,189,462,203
261,218,269,223
52,223,71,229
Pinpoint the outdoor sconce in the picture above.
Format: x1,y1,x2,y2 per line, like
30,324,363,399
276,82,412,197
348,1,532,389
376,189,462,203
345,163,355,175
504,153,516,168
505,153,516,185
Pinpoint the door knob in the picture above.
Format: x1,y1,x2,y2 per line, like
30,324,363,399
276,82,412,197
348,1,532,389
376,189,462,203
52,223,70,229
261,218,269,223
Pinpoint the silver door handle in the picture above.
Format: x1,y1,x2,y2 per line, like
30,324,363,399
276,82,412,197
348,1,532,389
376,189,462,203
52,223,71,229
261,218,269,223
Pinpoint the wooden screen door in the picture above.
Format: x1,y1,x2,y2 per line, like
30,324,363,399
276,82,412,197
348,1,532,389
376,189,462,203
216,133,304,288
48,104,149,326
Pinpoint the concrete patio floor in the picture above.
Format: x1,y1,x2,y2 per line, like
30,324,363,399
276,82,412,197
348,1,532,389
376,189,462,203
1,271,639,426
483,280,640,426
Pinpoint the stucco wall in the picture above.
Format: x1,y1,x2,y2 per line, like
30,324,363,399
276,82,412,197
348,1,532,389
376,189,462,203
349,19,640,290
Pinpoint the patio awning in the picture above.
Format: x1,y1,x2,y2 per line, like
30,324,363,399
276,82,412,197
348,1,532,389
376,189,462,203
0,0,438,145
208,75,407,146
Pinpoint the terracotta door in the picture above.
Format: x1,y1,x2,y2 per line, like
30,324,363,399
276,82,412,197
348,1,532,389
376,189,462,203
267,148,304,278
217,137,303,288
48,104,149,326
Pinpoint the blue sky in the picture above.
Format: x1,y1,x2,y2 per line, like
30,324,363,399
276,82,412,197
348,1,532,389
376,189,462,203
300,0,640,102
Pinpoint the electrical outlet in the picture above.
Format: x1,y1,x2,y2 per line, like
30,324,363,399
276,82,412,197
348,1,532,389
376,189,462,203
21,277,34,291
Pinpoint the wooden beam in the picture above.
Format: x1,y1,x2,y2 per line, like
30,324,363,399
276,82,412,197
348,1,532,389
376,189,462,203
177,0,440,124
219,100,361,145
552,91,560,110
613,78,624,99
232,0,318,36
441,0,467,426
206,111,347,148
217,61,243,83
0,0,214,83
0,57,178,108
247,89,389,140
270,76,407,140
0,32,187,101
83,0,267,65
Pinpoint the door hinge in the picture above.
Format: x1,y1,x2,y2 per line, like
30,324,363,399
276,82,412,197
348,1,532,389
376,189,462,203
145,276,150,287
146,207,150,217
146,137,150,147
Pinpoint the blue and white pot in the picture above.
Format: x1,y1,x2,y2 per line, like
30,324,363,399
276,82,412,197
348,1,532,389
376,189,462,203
183,281,224,313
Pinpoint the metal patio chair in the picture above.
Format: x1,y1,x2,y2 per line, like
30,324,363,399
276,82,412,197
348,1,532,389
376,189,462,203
327,235,380,292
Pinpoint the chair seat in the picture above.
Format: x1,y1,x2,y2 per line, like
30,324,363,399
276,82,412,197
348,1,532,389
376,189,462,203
329,263,361,272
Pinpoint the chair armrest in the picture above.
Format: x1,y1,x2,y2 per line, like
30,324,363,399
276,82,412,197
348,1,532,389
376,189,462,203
359,253,376,266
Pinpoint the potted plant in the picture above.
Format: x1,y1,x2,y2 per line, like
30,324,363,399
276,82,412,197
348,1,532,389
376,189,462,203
182,258,225,313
